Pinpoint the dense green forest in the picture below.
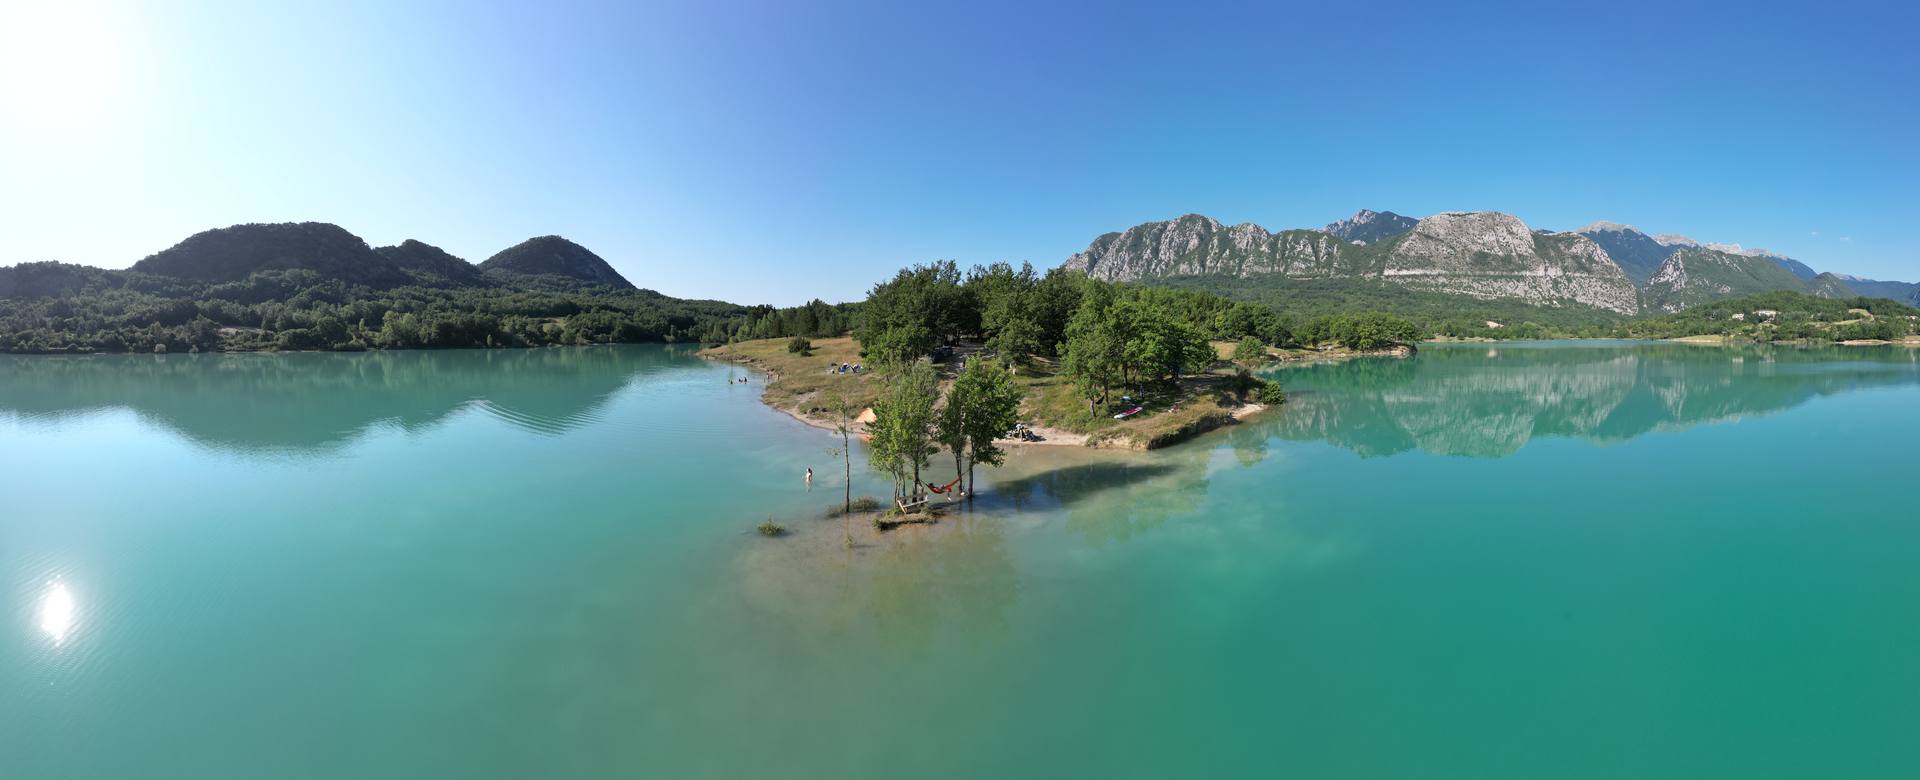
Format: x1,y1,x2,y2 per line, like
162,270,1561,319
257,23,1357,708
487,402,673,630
1157,276,1628,339
1625,291,1920,341
0,262,856,354
1162,275,1920,343
852,261,1420,364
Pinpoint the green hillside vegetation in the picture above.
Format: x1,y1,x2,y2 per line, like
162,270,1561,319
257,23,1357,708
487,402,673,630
0,259,860,354
131,222,414,288
1843,277,1920,302
1627,291,1919,341
479,236,636,290
1156,275,1627,339
1807,272,1860,298
1578,227,1674,286
1642,248,1820,312
0,222,867,354
375,239,489,287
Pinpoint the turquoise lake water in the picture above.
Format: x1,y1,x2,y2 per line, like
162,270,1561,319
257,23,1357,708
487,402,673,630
3,341,1919,778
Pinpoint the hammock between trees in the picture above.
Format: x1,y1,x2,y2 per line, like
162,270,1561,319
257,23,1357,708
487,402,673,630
925,476,963,494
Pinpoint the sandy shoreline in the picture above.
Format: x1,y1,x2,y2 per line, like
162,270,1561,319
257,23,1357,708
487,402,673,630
702,339,1277,451
763,386,1099,448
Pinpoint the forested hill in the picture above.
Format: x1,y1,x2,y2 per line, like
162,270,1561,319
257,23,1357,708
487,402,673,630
1627,291,1920,341
480,236,636,290
133,222,413,288
0,222,854,354
376,239,489,287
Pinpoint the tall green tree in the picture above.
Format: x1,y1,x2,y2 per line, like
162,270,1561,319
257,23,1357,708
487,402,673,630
867,358,940,498
854,261,965,364
1062,284,1125,413
1231,336,1266,365
969,262,1043,364
934,386,969,491
954,359,1021,500
1031,267,1087,357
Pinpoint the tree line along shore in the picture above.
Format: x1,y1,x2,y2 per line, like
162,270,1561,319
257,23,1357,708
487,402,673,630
5,237,1913,356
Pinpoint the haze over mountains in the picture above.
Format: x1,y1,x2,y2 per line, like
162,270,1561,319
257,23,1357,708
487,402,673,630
1066,210,1920,314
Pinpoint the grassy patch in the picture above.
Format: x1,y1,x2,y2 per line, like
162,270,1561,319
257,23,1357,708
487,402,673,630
824,496,884,517
706,337,1272,450
701,336,883,420
1015,358,1262,448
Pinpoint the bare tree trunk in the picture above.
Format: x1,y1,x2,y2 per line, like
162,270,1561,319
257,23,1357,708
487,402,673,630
966,456,976,504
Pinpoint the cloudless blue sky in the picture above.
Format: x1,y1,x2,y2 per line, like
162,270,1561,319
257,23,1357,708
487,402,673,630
2,0,1915,304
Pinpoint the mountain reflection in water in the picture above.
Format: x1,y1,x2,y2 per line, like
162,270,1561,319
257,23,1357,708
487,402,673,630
1261,341,1920,458
0,346,696,455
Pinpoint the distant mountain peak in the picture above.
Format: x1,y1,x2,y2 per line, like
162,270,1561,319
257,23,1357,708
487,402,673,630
1705,241,1758,256
1575,220,1640,234
1579,222,1679,287
479,236,635,290
1323,209,1418,244
1650,233,1776,258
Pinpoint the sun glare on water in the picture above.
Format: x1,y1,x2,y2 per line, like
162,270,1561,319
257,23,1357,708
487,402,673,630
39,580,77,645
0,0,121,128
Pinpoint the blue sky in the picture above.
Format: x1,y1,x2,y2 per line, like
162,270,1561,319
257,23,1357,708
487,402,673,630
2,0,1915,304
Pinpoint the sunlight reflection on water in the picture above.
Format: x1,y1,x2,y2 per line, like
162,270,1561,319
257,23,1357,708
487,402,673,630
39,580,75,645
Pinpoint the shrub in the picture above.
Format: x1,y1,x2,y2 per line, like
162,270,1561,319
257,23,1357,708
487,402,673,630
1256,378,1286,404
786,336,812,354
825,496,884,518
1231,336,1266,364
1227,367,1258,401
757,517,786,536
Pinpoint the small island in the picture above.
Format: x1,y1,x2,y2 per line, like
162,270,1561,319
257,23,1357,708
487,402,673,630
695,260,1413,458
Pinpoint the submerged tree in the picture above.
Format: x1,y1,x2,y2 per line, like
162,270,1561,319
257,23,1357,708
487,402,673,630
821,390,863,546
934,385,968,492
954,359,1021,500
934,359,1022,502
867,358,939,499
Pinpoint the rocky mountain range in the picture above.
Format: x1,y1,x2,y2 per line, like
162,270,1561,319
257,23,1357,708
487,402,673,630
1641,248,1827,313
1383,212,1638,314
1065,209,1914,315
1832,274,1920,303
1323,209,1418,244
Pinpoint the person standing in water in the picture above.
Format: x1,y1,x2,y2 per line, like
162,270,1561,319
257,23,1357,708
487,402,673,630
805,468,813,490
